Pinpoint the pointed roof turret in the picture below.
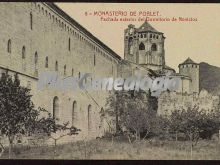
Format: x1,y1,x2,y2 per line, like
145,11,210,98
179,57,198,67
181,57,196,64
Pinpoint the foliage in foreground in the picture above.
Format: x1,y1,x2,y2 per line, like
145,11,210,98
105,90,220,144
0,72,80,158
105,90,158,141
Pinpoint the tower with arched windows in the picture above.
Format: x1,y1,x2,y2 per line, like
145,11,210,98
53,96,59,120
124,22,166,71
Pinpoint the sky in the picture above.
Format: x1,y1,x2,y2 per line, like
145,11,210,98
56,3,220,71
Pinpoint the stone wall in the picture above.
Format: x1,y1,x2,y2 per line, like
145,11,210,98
157,89,220,116
0,2,121,141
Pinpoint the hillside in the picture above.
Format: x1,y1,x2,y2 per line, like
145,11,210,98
199,62,220,95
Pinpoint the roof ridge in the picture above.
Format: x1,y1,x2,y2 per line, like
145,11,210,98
45,2,121,60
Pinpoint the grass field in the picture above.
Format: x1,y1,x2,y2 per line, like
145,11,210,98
1,138,220,159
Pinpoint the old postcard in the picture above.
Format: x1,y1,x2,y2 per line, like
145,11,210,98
0,2,220,160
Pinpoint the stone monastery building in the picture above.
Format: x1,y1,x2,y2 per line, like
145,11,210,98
0,2,200,140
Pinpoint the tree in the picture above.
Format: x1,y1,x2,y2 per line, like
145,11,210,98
35,108,81,156
105,89,158,142
105,90,130,134
0,72,39,158
199,110,220,139
180,107,205,145
169,109,184,141
168,106,220,159
153,115,171,140
0,72,81,158
120,90,157,141
179,106,206,159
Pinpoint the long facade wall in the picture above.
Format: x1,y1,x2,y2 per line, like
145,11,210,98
0,2,121,140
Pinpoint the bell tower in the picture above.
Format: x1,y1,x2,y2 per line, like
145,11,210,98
124,21,166,71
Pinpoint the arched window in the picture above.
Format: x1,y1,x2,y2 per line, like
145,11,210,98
37,4,40,11
7,39,11,53
151,43,157,51
45,56,48,68
88,104,92,131
139,42,145,50
34,52,38,76
55,61,58,71
78,72,81,78
64,65,66,76
150,34,152,38
34,52,38,65
94,54,96,66
72,101,77,126
22,46,26,71
30,12,33,30
22,46,25,59
71,68,74,76
68,38,71,51
53,96,59,120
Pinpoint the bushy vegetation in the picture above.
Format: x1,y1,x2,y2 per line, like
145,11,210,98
0,72,80,158
105,90,220,158
105,90,158,141
0,72,220,159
